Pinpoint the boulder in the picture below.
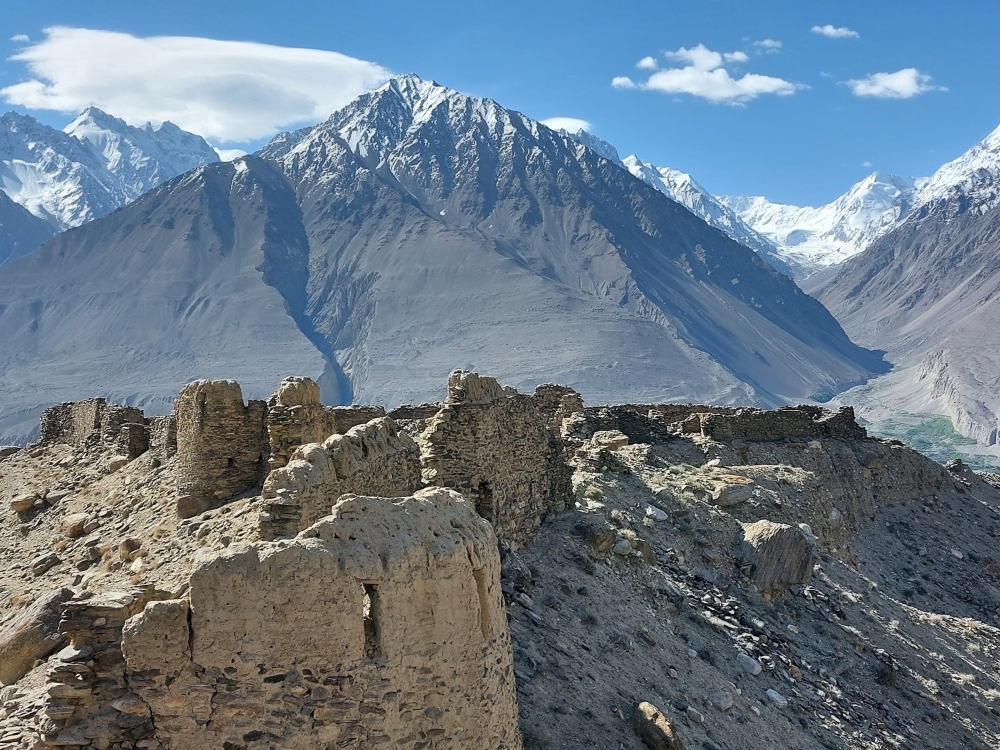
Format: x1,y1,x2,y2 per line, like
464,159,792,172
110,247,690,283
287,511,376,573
739,520,815,594
0,588,74,685
9,494,36,513
633,701,684,750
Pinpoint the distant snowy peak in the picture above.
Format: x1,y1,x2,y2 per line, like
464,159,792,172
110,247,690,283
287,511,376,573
65,107,219,202
719,172,918,275
621,155,788,273
557,128,622,165
0,107,218,234
914,123,1000,212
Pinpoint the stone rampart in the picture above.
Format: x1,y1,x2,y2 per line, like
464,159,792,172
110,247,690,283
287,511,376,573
173,380,268,518
38,399,150,459
685,405,866,442
259,417,422,539
422,372,559,549
109,488,521,750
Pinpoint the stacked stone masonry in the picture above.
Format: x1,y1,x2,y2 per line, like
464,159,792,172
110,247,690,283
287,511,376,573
421,371,562,549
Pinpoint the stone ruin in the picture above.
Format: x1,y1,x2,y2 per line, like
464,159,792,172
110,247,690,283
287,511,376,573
15,369,878,749
39,489,519,750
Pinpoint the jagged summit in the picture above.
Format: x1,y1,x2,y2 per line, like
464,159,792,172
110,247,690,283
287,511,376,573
0,106,219,239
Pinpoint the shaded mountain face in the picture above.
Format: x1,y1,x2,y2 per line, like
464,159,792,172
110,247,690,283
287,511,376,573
0,75,885,443
0,108,219,258
0,190,54,267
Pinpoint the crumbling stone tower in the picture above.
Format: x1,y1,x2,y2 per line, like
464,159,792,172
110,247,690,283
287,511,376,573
173,379,268,517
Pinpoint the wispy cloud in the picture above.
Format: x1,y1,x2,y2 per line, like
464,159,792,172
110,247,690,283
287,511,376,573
845,68,945,99
10,34,29,43
613,44,803,104
636,56,658,71
861,161,873,168
812,25,859,39
2,27,392,144
754,39,782,52
540,117,591,133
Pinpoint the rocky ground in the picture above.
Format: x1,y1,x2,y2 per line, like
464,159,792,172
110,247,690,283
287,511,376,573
2,408,1000,749
509,429,1000,750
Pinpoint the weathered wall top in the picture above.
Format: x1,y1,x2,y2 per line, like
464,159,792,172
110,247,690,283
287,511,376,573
446,369,508,404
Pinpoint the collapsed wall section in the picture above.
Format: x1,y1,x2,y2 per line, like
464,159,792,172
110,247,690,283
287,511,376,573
259,416,422,539
114,488,521,750
39,399,149,458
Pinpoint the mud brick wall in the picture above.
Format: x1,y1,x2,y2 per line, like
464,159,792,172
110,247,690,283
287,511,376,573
173,380,268,518
259,417,422,539
118,489,522,750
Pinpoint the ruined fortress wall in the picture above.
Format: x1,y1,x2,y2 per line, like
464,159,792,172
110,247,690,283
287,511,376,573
39,399,149,459
39,399,106,446
115,489,521,750
692,405,866,442
173,380,268,518
422,372,555,549
259,417,422,539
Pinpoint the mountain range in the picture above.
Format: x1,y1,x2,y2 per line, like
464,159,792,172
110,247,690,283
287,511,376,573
0,75,885,444
0,107,218,265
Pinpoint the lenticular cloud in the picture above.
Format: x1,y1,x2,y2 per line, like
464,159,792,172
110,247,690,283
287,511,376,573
2,27,392,143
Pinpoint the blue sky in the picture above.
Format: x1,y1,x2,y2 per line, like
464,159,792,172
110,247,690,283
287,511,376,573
3,0,999,205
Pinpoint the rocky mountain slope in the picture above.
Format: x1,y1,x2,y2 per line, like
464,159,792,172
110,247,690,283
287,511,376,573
817,169,1000,452
0,75,886,444
1,371,999,750
0,191,53,267
0,108,218,260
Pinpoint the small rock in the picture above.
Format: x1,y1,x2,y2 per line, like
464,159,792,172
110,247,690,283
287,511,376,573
951,549,964,560
645,504,669,523
737,652,762,676
685,706,703,723
111,693,150,716
711,691,734,711
30,552,61,576
106,456,129,474
612,539,633,556
46,489,72,503
706,458,722,468
750,705,761,716
60,513,91,539
0,445,20,459
632,701,684,750
786,624,799,634
765,689,788,708
9,494,36,513
828,507,843,529
918,547,927,557
687,648,699,659
709,481,753,507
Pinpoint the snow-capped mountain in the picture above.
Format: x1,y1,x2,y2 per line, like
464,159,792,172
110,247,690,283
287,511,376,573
719,173,918,277
551,128,790,273
65,107,219,204
622,156,791,274
0,108,219,234
913,122,1000,213
0,74,885,443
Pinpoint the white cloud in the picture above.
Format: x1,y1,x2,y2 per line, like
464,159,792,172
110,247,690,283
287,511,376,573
615,43,803,104
636,56,658,70
754,39,782,51
812,25,859,39
2,27,392,144
845,68,945,99
215,147,248,162
540,117,591,133
861,161,873,168
10,34,29,43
